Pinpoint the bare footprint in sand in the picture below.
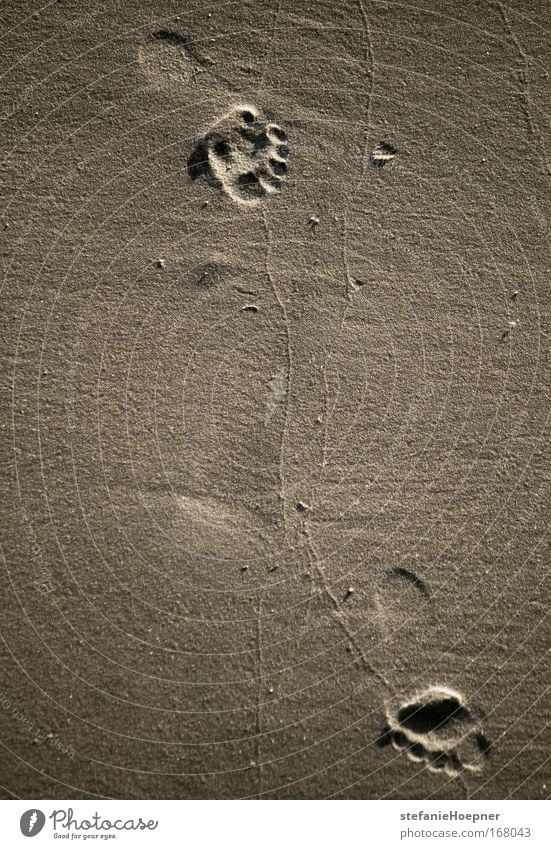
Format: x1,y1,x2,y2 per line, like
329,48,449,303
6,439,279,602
374,566,431,636
372,569,491,777
117,488,277,593
137,30,196,90
379,686,491,777
188,105,289,205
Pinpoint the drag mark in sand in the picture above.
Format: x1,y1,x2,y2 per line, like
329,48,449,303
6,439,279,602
262,209,292,537
342,212,354,305
339,211,358,338
257,0,284,93
302,519,390,689
265,367,288,425
188,106,289,205
320,356,332,475
254,593,265,796
378,687,491,777
495,2,550,174
254,204,289,797
320,350,343,475
359,0,376,176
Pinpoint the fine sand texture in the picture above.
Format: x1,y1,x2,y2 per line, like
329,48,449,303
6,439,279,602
1,0,550,799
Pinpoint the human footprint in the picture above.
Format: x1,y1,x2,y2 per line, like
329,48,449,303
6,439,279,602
188,104,289,205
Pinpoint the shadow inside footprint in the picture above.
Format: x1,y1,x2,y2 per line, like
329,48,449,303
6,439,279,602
236,171,264,196
187,141,209,181
151,30,189,48
397,693,471,736
475,731,492,757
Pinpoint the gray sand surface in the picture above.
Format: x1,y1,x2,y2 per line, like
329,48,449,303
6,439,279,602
1,0,550,799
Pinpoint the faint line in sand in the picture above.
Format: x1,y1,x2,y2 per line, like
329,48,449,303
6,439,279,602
495,1,550,174
359,0,376,176
303,519,390,690
257,0,284,93
262,209,292,539
254,593,265,796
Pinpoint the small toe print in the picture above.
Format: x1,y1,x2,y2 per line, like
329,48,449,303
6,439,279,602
270,158,287,176
236,171,264,197
376,726,393,748
213,139,232,159
267,176,283,192
268,124,287,142
391,730,408,750
188,104,289,205
428,751,449,771
407,742,425,762
476,732,492,758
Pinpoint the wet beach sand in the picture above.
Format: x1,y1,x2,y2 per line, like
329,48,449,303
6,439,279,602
1,0,550,799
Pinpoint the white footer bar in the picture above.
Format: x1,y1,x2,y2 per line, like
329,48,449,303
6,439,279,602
2,800,549,848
